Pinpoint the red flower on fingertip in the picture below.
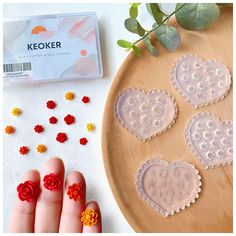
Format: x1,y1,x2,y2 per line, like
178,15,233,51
19,146,29,155
56,132,68,143
67,183,83,201
34,124,44,133
43,173,61,191
82,96,90,103
79,137,88,145
64,114,75,125
49,116,57,124
17,181,40,202
46,100,56,109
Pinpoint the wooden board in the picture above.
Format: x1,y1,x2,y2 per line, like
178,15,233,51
102,7,232,232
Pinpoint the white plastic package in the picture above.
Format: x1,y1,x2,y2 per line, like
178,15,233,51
3,12,103,87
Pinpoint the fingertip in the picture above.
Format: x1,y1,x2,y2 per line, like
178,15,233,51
43,157,65,173
82,201,102,233
65,171,86,188
22,169,40,182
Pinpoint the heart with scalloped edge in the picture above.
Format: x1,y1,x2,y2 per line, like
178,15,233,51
171,55,231,108
115,88,177,142
136,158,201,217
185,112,233,169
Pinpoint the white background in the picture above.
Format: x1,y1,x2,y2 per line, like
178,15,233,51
3,3,174,232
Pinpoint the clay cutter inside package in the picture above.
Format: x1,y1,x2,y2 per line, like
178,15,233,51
3,12,103,87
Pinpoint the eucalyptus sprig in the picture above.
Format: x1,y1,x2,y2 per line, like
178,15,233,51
117,3,227,56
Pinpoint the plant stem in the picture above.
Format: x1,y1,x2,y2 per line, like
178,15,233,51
133,3,187,45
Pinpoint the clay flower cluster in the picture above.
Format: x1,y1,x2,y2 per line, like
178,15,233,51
5,91,96,156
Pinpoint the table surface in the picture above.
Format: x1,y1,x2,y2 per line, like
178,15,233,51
3,3,174,232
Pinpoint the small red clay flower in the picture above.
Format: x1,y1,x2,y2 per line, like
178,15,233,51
49,116,58,124
46,100,56,109
82,96,90,103
43,173,61,191
80,137,88,145
56,132,68,143
34,124,44,133
17,181,40,202
19,146,29,155
64,114,75,125
67,183,83,201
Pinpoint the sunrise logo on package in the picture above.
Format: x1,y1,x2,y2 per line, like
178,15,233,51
3,12,103,87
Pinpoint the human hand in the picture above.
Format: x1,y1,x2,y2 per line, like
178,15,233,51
9,158,102,233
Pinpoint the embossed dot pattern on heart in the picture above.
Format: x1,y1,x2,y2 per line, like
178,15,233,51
115,89,177,142
136,158,201,217
171,55,231,108
185,112,233,169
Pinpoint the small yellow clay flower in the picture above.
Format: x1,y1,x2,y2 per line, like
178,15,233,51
11,107,22,116
86,123,95,132
36,144,47,153
5,125,15,134
81,209,98,226
64,92,75,101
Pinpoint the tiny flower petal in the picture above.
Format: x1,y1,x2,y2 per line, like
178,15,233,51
56,132,68,143
67,183,83,201
49,116,58,124
19,146,29,155
82,96,90,103
46,100,56,109
43,173,61,191
64,92,75,100
17,180,40,202
5,125,15,134
36,144,47,153
81,209,98,226
11,107,22,116
79,137,88,145
64,114,75,125
34,125,44,133
86,123,95,132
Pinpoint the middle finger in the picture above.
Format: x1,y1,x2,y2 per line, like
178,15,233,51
34,157,65,232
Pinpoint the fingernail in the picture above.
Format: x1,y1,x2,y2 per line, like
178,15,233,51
67,183,83,201
81,209,98,226
43,173,61,191
17,180,40,202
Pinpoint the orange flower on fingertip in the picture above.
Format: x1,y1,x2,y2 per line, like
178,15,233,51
81,209,98,226
67,183,83,201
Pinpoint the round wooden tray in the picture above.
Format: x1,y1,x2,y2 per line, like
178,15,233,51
102,7,232,232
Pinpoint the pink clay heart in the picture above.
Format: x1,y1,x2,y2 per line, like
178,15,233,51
115,88,177,142
171,55,231,108
136,158,201,217
185,112,233,169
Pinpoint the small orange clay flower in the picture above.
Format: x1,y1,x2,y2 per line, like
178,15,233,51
5,125,15,134
11,107,22,116
64,92,75,100
67,183,83,201
81,209,98,226
36,144,47,153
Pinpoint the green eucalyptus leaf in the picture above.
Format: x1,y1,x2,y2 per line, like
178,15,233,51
129,3,140,18
143,35,159,57
175,3,220,30
117,39,133,48
132,45,142,56
146,3,166,16
124,18,145,36
154,25,180,51
146,3,165,25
